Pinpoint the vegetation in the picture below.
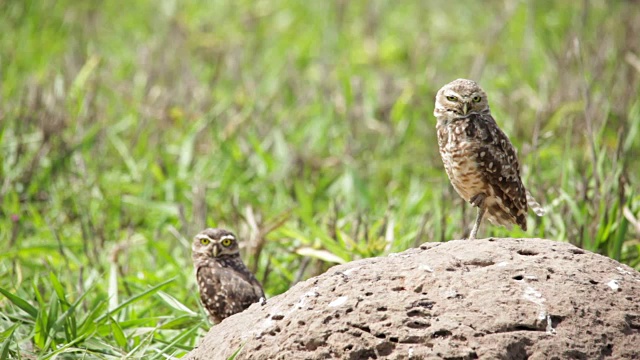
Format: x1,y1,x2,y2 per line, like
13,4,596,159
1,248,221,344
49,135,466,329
1,0,639,358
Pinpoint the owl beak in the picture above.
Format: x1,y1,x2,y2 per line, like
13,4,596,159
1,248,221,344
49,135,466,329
212,245,220,258
462,102,468,115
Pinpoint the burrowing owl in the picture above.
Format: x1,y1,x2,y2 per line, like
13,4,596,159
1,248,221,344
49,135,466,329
434,79,545,240
192,228,265,323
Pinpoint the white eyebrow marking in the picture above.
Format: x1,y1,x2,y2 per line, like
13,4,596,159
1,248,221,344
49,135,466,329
220,235,235,241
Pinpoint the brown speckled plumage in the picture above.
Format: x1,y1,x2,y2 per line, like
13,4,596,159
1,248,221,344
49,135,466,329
434,79,545,239
192,228,264,324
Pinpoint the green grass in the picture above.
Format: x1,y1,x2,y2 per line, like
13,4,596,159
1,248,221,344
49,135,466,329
1,0,639,358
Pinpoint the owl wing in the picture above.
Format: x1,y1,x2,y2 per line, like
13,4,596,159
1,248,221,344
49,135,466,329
197,264,264,322
235,268,265,301
465,112,529,229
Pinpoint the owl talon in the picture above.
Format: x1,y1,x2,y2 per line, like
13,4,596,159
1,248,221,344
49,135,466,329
470,193,486,207
259,297,267,305
469,207,486,240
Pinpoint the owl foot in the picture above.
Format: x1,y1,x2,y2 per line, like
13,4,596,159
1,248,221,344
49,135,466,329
469,206,487,240
470,193,486,207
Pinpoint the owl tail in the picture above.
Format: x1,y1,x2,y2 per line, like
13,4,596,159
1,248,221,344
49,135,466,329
526,190,546,216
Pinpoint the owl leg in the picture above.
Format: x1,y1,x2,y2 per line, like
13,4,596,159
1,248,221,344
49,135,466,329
469,193,487,240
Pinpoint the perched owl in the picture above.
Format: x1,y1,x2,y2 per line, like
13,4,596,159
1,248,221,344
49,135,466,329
433,79,545,240
192,228,265,323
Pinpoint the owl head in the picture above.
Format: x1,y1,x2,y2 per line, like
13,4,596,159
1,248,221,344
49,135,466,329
192,228,240,261
434,79,490,121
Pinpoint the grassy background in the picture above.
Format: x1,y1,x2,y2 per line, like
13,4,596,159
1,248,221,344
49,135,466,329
1,0,639,358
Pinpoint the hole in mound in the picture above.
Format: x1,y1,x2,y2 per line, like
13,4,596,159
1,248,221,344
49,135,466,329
298,320,306,326
517,249,538,256
407,300,435,310
392,286,406,291
513,324,540,331
564,349,588,359
348,349,377,359
406,320,430,329
505,338,534,358
346,308,354,313
466,260,495,267
432,330,452,338
365,292,373,296
344,344,353,351
407,309,428,317
414,284,423,293
550,315,565,327
569,248,585,254
589,279,599,285
512,275,524,281
376,342,395,356
389,337,399,343
375,333,386,339
351,323,372,334
271,314,284,320
377,306,388,311
625,314,640,330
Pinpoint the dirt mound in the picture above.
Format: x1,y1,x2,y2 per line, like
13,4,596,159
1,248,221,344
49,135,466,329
186,238,640,359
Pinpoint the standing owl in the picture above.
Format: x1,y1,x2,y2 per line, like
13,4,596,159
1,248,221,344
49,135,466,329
433,79,545,240
192,228,265,323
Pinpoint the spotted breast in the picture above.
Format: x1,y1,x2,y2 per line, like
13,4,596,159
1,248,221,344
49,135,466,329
436,112,528,230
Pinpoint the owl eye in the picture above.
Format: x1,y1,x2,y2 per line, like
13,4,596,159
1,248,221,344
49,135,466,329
200,238,210,245
221,238,233,247
446,95,457,102
472,96,481,102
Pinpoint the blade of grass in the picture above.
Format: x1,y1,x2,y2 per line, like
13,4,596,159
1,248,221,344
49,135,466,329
0,323,19,360
96,277,176,323
0,287,38,318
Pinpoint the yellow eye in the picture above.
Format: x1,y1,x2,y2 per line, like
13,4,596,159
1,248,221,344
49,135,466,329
221,238,233,247
472,96,481,102
200,238,210,245
446,96,457,102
